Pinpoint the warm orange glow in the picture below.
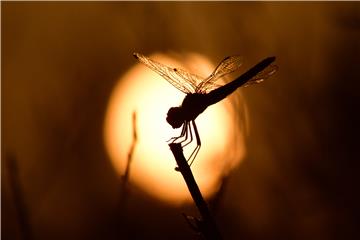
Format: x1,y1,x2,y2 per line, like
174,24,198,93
104,52,246,205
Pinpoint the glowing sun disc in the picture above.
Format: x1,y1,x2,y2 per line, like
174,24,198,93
104,52,245,205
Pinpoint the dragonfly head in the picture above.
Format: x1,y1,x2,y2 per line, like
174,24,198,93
166,107,184,129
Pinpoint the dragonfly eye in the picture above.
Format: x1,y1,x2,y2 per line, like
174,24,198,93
166,107,183,129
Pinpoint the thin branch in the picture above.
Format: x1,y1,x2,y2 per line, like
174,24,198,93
124,111,138,184
169,143,222,240
120,111,138,202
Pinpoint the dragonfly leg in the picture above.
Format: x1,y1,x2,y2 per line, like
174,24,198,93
167,121,187,143
187,120,201,167
178,122,189,145
181,121,193,148
174,121,190,145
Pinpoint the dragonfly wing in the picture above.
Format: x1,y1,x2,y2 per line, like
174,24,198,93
196,55,243,93
242,63,278,87
199,83,222,93
134,53,204,94
171,67,205,90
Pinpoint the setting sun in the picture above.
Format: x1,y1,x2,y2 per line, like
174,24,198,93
104,52,246,205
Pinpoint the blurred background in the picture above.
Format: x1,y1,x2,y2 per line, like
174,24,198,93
2,2,360,240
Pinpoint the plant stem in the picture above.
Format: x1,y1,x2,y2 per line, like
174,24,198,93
120,111,138,204
169,143,222,240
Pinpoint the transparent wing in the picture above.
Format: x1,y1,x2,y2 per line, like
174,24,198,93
196,55,243,93
242,64,278,87
198,83,222,94
134,53,205,94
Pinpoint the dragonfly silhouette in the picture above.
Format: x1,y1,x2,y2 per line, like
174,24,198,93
134,53,277,166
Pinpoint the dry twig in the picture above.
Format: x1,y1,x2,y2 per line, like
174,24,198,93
169,143,222,240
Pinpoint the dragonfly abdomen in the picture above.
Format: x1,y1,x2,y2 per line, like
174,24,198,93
206,56,276,106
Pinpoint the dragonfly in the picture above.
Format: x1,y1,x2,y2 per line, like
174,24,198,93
133,52,278,166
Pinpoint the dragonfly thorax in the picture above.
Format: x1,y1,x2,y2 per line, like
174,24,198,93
166,93,209,129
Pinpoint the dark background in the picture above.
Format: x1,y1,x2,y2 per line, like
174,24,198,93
2,2,360,240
